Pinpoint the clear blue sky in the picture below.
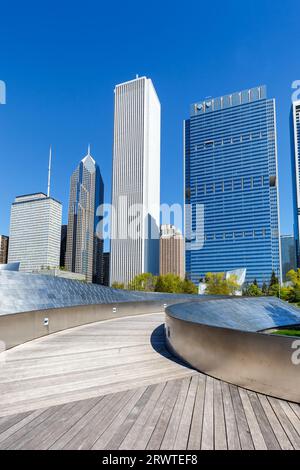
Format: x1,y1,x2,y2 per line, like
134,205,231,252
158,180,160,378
0,0,299,246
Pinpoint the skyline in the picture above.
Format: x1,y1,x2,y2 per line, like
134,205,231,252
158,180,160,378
1,1,300,242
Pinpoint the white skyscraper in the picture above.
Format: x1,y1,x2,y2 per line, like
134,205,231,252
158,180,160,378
8,193,62,272
110,76,161,285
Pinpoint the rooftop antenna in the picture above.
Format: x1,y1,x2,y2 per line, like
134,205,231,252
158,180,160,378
47,146,52,197
87,143,91,156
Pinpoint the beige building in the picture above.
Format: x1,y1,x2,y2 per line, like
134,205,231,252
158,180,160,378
0,235,9,264
159,225,185,278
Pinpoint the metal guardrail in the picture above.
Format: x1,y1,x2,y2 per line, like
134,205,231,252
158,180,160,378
0,298,197,350
166,302,300,403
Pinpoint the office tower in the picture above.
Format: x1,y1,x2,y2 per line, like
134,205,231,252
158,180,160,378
110,76,161,285
65,147,104,283
60,225,67,268
101,252,110,286
291,99,300,265
184,86,281,285
8,193,62,271
160,225,185,278
281,235,297,281
0,235,9,264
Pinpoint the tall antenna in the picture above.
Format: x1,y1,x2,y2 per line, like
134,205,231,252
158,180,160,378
47,146,52,197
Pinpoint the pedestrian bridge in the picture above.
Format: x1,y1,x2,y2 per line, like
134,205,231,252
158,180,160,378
0,312,299,450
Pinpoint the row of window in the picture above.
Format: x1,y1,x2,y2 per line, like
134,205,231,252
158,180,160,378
202,230,267,241
195,228,280,241
190,131,275,151
186,176,276,198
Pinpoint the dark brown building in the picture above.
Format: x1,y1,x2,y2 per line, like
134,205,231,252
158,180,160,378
0,235,9,264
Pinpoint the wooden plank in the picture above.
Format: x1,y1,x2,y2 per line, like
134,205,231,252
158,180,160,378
146,380,181,450
247,391,280,450
63,390,136,450
0,409,45,446
91,387,148,450
103,385,157,450
279,401,300,436
229,384,253,450
118,382,166,450
221,382,240,450
258,394,293,450
0,411,32,434
130,380,178,450
32,397,100,450
173,375,198,450
201,375,214,450
268,397,300,450
160,378,190,450
0,313,195,417
213,378,227,450
50,393,121,450
187,374,206,450
0,405,61,450
289,402,300,421
10,401,78,450
238,389,266,450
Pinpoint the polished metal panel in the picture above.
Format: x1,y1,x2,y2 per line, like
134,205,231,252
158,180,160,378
0,271,205,349
0,301,169,349
0,262,20,271
167,297,300,332
166,300,300,403
0,271,200,316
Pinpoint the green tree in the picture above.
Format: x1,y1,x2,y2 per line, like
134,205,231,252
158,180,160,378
205,272,239,295
111,282,126,290
280,286,294,302
180,277,198,294
262,282,268,295
128,273,157,292
286,269,300,285
155,273,182,293
246,283,263,296
269,271,279,288
268,283,280,297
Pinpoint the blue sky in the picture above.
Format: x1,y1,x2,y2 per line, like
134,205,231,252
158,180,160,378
0,0,299,247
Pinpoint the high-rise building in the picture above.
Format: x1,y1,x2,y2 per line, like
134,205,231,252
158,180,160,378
8,193,62,271
281,235,297,281
65,147,104,283
159,225,185,278
110,76,161,285
184,86,281,285
101,252,110,286
60,225,67,268
0,235,9,264
291,99,300,265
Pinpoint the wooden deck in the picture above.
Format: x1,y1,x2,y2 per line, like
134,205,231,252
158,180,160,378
0,313,299,450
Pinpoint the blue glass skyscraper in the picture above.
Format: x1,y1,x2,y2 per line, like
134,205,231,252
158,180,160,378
184,86,281,285
290,99,300,266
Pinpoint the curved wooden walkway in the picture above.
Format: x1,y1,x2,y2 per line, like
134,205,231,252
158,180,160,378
0,313,299,450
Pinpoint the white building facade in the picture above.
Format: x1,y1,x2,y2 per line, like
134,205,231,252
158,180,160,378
110,77,161,285
8,193,62,272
